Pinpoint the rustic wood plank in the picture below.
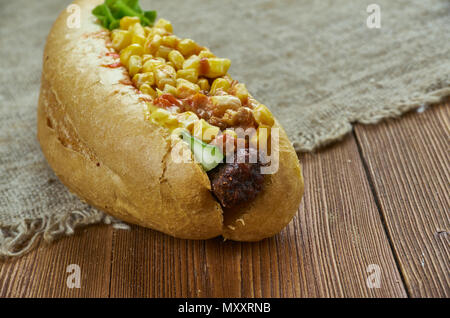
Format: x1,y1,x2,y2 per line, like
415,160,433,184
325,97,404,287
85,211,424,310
109,134,407,297
0,225,113,297
110,226,210,297
354,102,450,297
294,135,406,297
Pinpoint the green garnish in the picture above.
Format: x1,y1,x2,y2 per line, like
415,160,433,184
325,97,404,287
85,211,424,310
177,130,224,172
92,0,157,30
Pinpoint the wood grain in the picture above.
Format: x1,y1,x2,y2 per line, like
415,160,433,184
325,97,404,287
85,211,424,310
0,225,113,297
108,134,407,297
294,135,406,297
354,102,450,297
2,103,448,298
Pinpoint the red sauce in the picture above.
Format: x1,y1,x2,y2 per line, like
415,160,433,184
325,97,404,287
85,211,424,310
102,62,122,68
83,30,109,39
199,58,210,76
139,96,153,103
105,52,120,59
119,78,133,85
184,93,209,110
154,94,183,108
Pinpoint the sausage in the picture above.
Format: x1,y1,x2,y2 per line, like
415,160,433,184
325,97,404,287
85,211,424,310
208,148,265,208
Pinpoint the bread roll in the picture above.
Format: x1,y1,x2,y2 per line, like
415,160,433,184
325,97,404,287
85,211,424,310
37,0,304,241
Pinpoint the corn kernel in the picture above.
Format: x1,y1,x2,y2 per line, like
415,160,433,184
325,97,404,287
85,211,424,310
147,101,158,113
177,39,199,57
161,35,179,48
133,72,155,87
151,27,170,37
150,107,170,122
182,55,200,71
163,84,177,95
128,55,142,77
142,59,164,73
142,54,153,64
144,34,161,54
252,104,274,127
198,49,216,59
193,119,220,143
210,78,231,95
129,26,145,47
203,58,231,78
120,44,144,66
223,74,234,82
231,83,249,104
154,18,173,33
149,108,180,131
166,61,175,69
140,83,157,98
176,79,200,98
130,22,146,38
120,16,140,30
198,49,215,59
165,117,181,131
176,111,199,132
210,95,241,110
176,69,198,83
132,33,146,46
197,78,210,91
144,26,153,36
154,65,177,89
168,50,184,70
156,45,172,59
111,30,132,51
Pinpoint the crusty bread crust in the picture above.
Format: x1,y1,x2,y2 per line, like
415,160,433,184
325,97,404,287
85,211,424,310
37,0,303,241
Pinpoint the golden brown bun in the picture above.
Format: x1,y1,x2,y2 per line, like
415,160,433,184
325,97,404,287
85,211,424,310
37,0,304,241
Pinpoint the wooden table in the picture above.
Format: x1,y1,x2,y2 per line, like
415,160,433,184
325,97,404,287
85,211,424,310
0,102,448,298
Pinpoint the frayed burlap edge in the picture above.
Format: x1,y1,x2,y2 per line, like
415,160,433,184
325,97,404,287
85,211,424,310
0,209,129,259
293,86,450,152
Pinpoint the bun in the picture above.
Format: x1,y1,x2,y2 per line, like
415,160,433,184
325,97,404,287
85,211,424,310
37,0,303,241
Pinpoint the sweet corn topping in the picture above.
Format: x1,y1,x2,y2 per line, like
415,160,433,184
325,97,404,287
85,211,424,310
168,50,185,70
154,18,173,33
111,29,132,51
177,38,200,57
210,78,231,95
128,55,142,77
193,119,220,143
120,16,140,30
149,108,180,131
120,43,144,66
176,69,198,83
252,104,275,127
176,111,199,132
176,78,200,98
110,16,274,138
133,72,155,87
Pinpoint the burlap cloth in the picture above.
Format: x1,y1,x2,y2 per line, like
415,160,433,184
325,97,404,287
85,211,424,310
1,0,449,257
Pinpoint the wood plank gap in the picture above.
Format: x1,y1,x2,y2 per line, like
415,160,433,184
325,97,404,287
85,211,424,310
108,228,117,298
352,129,411,298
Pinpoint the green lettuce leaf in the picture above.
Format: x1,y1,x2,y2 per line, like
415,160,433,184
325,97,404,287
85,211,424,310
92,0,157,30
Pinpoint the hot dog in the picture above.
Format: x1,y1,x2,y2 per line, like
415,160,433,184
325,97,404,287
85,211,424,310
37,0,304,241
